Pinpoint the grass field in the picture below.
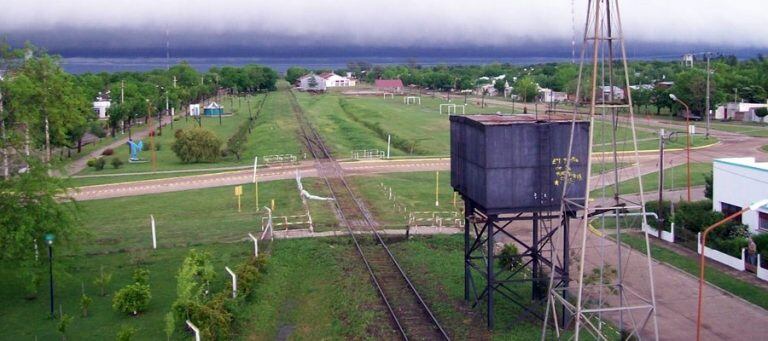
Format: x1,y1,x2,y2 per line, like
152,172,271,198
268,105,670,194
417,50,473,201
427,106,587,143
68,169,246,187
619,233,768,310
71,178,336,254
76,91,304,176
593,162,711,196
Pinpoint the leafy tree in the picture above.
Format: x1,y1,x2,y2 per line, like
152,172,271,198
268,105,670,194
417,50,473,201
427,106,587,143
80,293,92,317
57,312,73,341
112,282,152,315
670,69,710,116
116,325,137,341
285,67,309,84
93,266,113,296
755,107,768,118
493,79,507,96
514,76,538,102
171,128,222,163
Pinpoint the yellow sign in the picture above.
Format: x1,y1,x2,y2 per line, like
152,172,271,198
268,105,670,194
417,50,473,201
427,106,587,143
234,186,243,196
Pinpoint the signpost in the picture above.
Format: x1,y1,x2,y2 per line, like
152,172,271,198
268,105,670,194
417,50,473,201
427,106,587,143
234,186,243,212
150,215,157,249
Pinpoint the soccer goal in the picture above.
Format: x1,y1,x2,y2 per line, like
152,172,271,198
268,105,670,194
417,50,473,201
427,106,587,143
404,96,421,105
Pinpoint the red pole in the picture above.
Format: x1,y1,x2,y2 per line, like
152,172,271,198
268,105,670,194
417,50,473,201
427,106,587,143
696,207,749,341
686,109,691,202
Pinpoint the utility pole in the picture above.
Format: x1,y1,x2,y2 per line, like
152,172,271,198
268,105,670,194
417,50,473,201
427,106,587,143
0,88,7,178
705,53,711,139
121,80,125,104
657,129,666,238
147,99,156,172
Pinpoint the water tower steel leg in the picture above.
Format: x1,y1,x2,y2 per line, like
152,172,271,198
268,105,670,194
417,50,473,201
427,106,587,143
562,213,571,327
532,212,540,301
487,214,496,330
464,200,472,301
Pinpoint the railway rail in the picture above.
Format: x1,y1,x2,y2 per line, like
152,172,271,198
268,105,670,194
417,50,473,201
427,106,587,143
288,91,449,340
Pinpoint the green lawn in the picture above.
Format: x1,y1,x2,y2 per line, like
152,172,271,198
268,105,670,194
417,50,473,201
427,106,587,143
593,162,711,196
71,178,336,254
0,237,400,340
619,233,768,310
762,144,768,153
76,91,304,176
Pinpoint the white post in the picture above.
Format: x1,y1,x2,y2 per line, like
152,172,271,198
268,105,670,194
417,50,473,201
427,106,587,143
225,266,237,298
248,233,259,257
186,320,201,341
387,134,391,159
252,156,258,183
150,214,157,249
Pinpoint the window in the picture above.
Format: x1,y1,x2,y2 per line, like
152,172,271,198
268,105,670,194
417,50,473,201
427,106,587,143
759,212,768,231
721,202,743,223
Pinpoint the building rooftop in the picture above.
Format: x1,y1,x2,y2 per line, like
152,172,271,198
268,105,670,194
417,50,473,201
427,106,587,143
714,157,768,172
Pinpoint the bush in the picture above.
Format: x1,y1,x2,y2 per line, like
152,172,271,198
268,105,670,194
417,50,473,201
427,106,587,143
132,268,150,285
646,200,672,231
234,255,267,297
753,233,768,255
116,325,137,341
89,121,107,138
112,283,151,315
755,107,768,118
498,244,522,270
93,157,106,171
80,293,92,317
93,266,112,297
101,148,114,156
171,128,222,163
709,237,749,258
111,157,124,169
86,158,97,167
57,313,73,339
174,129,185,139
171,293,235,339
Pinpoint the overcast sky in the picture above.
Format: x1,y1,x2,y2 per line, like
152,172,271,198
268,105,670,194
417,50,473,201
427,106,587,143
1,0,766,56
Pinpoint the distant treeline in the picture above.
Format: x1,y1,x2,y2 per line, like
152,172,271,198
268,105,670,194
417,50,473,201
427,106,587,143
287,54,768,116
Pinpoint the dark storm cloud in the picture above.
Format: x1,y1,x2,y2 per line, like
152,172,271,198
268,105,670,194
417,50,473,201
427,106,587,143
1,0,766,56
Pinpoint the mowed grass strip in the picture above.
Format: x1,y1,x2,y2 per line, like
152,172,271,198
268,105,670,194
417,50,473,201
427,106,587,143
72,178,336,254
593,162,711,196
76,91,304,176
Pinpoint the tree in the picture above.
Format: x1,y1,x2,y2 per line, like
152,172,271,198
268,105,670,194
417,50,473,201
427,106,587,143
171,128,222,163
285,67,309,84
307,76,319,90
703,170,713,199
514,76,538,102
670,69,710,116
112,282,151,315
93,266,112,296
493,79,507,97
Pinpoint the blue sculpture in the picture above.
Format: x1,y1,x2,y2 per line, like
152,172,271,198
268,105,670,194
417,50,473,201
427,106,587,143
127,138,144,161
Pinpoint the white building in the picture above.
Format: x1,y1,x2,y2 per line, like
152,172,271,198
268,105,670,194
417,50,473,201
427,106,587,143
599,85,624,102
297,74,327,91
539,88,568,103
318,72,355,87
93,100,111,120
715,102,768,122
713,157,768,233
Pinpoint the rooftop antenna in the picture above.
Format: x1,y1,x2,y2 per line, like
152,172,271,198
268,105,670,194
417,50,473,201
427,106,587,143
542,0,659,339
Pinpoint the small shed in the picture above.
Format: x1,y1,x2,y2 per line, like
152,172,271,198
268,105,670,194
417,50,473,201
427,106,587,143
204,102,224,116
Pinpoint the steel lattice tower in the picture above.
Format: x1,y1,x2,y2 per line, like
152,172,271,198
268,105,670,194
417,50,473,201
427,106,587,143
542,0,660,339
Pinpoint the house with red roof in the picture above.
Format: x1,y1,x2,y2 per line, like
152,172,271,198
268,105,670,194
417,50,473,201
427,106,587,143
375,79,404,93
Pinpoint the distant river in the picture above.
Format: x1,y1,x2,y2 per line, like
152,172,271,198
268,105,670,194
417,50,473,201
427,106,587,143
60,56,575,74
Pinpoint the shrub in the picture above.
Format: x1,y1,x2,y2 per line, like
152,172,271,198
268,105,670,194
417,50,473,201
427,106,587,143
94,157,106,171
93,266,112,297
234,255,267,297
86,158,97,167
101,148,114,156
753,233,768,255
80,293,92,317
132,268,150,285
154,143,162,151
89,121,107,138
673,200,720,234
116,325,137,341
174,129,185,139
111,157,124,169
57,313,73,340
112,283,151,315
755,107,768,118
709,237,749,258
171,293,235,339
498,243,522,270
646,200,672,231
171,128,222,163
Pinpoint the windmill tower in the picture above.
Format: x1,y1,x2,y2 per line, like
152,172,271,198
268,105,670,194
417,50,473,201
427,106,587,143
542,0,659,339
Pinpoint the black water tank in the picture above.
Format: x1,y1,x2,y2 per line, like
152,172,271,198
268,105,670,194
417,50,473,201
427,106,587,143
450,114,590,214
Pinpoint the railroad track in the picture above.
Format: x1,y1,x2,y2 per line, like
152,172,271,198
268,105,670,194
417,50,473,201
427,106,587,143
288,91,449,340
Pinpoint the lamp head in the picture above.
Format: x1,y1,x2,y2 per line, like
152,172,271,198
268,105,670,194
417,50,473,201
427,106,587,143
44,233,55,246
669,94,678,101
749,199,768,211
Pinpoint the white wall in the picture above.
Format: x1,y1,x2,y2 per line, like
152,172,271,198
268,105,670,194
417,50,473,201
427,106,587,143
298,75,326,91
713,158,768,233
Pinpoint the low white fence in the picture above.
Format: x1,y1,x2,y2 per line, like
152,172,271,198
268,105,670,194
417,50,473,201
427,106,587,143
263,154,298,165
261,214,312,231
408,211,464,228
642,223,675,243
351,149,386,160
757,255,768,281
697,232,746,271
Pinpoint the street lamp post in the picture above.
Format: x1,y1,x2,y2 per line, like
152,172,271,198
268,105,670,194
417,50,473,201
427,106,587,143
44,233,55,318
669,94,692,201
696,199,768,341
